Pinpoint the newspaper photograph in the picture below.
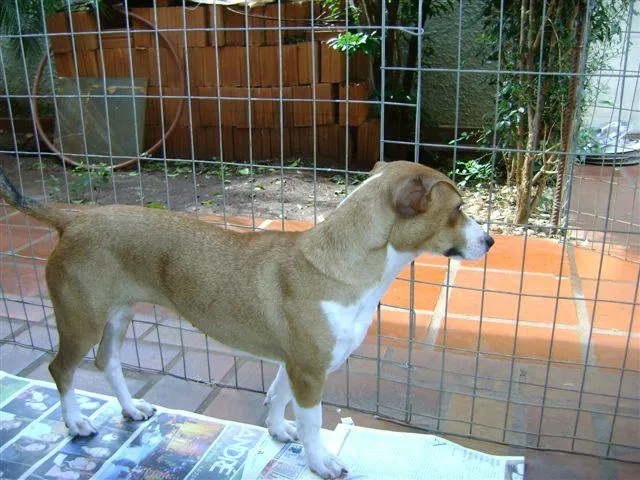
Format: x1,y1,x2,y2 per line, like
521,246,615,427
240,430,339,480
0,372,261,480
0,371,525,480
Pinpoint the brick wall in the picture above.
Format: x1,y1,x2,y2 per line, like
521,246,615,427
46,2,380,168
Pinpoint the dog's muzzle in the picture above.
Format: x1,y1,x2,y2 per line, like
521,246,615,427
446,233,495,260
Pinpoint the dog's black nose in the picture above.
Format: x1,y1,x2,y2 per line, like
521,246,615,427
485,235,495,249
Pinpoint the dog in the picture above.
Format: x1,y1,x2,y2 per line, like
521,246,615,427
0,160,493,478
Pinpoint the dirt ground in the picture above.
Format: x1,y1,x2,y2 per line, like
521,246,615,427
0,143,555,235
0,153,359,220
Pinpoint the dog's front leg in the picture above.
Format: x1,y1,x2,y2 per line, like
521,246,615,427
288,366,348,479
265,366,298,442
294,402,347,479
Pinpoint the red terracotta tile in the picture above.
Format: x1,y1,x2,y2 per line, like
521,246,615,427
397,264,448,284
520,297,579,326
0,262,48,297
573,246,640,282
366,308,431,347
4,210,52,229
197,214,226,223
515,325,583,363
415,252,450,266
226,225,258,232
453,269,523,293
580,278,638,303
450,270,577,325
479,321,517,356
199,214,262,228
522,237,571,275
0,298,49,323
435,316,479,351
435,317,583,362
586,301,639,334
447,286,519,320
590,332,640,369
265,219,314,232
227,215,263,227
607,244,640,263
581,277,639,334
434,317,517,356
462,236,570,275
382,277,444,312
16,234,58,261
462,235,525,271
521,273,574,297
0,225,50,253
455,269,572,296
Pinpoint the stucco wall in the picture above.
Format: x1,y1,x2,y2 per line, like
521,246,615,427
583,9,640,133
421,0,495,130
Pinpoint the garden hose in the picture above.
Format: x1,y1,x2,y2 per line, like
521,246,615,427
31,4,186,170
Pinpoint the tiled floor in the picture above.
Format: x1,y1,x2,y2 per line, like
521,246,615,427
1,206,640,476
569,164,640,262
1,343,639,479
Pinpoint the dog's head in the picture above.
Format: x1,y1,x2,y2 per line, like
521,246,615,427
373,160,494,260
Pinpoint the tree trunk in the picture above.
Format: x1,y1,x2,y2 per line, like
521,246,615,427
385,0,400,92
514,78,549,223
552,1,587,226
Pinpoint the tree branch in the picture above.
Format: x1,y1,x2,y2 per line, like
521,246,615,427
532,0,556,53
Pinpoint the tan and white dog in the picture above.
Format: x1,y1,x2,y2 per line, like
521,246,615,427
0,160,493,478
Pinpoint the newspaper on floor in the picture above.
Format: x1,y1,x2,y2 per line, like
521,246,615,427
242,423,524,480
0,371,270,480
335,424,524,480
0,371,525,479
240,429,339,480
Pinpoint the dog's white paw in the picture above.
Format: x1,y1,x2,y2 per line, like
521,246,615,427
267,419,298,443
307,448,348,479
122,399,156,421
66,414,97,437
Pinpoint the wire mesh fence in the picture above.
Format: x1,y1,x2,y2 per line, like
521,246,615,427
0,0,638,464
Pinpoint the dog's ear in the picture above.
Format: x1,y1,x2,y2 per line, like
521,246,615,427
393,175,451,217
370,160,386,174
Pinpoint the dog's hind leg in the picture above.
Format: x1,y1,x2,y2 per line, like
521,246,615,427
49,315,101,437
265,366,298,442
95,307,156,421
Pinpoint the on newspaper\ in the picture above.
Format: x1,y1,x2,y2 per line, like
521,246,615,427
0,371,525,480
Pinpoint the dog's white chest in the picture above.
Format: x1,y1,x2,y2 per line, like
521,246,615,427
321,246,416,372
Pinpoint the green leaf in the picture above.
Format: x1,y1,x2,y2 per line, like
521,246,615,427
145,202,167,210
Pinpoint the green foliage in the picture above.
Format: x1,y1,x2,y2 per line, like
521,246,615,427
327,31,380,57
468,0,631,222
166,166,194,178
1,0,58,53
576,125,611,155
145,202,167,210
451,158,494,188
477,0,630,157
0,1,102,54
45,161,112,203
317,0,359,24
69,162,111,200
329,173,368,186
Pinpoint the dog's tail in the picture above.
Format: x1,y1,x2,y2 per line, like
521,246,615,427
0,166,71,230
